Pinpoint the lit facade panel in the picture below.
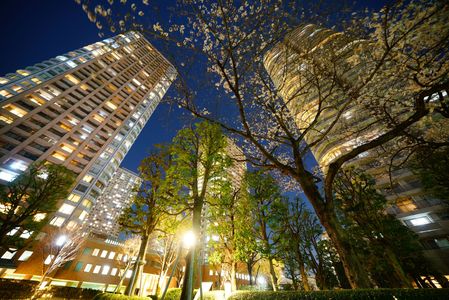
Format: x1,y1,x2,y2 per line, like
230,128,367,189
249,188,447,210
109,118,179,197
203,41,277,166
0,31,176,230
87,167,141,238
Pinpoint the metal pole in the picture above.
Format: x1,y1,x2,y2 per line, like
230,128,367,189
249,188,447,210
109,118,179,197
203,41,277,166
185,248,195,300
160,245,182,300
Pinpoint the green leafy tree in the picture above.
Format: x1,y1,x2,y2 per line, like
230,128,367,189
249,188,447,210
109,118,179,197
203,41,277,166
119,147,173,296
245,170,285,291
0,162,76,251
333,167,423,288
207,184,256,291
167,121,230,299
410,146,449,205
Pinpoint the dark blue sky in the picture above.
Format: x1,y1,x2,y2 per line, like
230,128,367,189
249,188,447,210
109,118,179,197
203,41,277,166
0,0,185,173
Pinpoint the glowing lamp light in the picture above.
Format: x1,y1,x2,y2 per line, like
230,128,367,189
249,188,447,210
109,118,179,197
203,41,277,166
257,277,267,286
55,235,68,247
182,230,196,249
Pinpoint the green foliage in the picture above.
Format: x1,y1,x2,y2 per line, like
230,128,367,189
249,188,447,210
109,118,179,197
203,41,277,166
228,289,449,300
334,167,423,287
163,288,182,300
0,279,101,299
410,146,449,204
94,292,154,300
0,162,76,251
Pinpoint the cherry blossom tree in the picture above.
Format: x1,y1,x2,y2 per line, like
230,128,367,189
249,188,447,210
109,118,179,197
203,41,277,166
77,0,449,288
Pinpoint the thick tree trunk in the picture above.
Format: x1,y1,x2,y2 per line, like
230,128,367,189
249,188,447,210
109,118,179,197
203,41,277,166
125,234,149,296
384,247,412,288
231,261,237,291
298,259,311,291
268,257,278,291
247,262,253,285
319,209,373,288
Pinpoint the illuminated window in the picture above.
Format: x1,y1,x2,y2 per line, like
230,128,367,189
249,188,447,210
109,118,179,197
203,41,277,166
0,90,13,98
410,216,432,226
93,265,101,274
0,114,14,124
101,265,110,275
126,270,132,278
66,221,78,230
1,249,17,259
0,169,19,182
18,250,33,261
93,114,104,123
100,250,108,258
3,104,27,117
51,151,67,161
84,264,93,272
59,203,75,215
65,74,80,85
35,89,53,101
20,230,33,239
50,216,65,227
108,251,115,260
123,255,128,262
111,268,118,276
68,193,81,203
82,199,92,209
7,228,18,236
0,77,9,84
17,70,30,76
83,175,94,183
27,95,45,106
116,253,123,261
59,123,72,131
44,255,54,265
60,144,75,153
33,213,47,222
92,249,100,256
209,270,214,276
80,83,90,91
79,211,88,221
105,101,117,110
8,159,28,171
11,85,23,93
31,77,42,84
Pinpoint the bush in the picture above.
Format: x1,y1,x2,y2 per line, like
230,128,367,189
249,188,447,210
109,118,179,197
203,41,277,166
94,292,156,300
163,288,182,300
228,289,449,300
0,278,37,299
48,286,101,299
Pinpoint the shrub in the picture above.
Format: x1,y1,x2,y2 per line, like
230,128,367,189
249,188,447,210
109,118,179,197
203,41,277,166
163,288,182,300
0,278,37,299
228,289,449,300
94,292,156,300
48,286,101,299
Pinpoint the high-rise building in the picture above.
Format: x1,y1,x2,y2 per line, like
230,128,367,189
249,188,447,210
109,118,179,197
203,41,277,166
264,24,449,275
87,167,141,239
0,31,175,255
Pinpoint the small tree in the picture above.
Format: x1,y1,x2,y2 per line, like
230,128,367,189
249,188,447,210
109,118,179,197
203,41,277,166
333,167,423,288
0,162,76,251
34,227,84,294
115,236,141,293
245,170,285,291
119,147,173,296
167,121,230,299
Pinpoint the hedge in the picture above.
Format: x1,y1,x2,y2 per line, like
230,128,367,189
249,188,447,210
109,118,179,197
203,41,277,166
93,293,157,300
228,289,449,300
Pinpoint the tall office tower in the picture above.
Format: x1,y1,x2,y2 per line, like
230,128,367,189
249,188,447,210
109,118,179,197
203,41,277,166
264,24,449,274
87,167,141,239
0,31,176,235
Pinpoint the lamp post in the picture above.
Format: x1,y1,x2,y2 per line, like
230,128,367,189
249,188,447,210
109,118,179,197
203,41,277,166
160,231,196,300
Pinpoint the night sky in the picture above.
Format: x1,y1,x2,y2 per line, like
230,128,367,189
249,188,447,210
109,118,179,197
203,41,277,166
0,0,185,173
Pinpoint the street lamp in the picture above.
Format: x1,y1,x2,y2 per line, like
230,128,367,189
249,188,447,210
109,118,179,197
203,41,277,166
55,235,68,247
160,230,196,300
